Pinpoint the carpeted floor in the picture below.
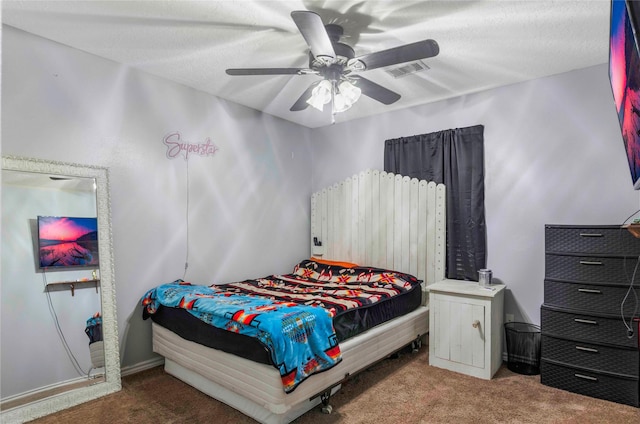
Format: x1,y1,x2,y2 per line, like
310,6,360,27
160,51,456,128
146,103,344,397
27,346,640,424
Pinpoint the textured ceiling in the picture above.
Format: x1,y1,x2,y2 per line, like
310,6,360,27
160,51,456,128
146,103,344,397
2,0,611,129
2,169,96,192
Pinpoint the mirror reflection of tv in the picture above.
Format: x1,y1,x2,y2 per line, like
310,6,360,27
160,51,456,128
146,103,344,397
37,216,99,270
609,0,640,189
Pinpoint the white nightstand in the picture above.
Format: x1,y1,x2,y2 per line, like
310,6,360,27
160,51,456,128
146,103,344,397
427,279,506,380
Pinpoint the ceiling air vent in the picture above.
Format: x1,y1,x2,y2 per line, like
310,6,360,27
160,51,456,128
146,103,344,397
384,60,430,79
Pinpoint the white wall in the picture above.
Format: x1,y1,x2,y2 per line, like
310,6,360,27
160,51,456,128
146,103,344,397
1,25,313,387
310,64,640,325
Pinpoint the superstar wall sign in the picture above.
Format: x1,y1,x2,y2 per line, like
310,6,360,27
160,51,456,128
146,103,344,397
163,131,220,160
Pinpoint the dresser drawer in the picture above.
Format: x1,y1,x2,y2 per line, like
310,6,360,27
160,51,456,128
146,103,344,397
540,305,638,348
545,225,640,255
544,280,639,315
541,335,639,376
541,359,639,407
545,254,638,284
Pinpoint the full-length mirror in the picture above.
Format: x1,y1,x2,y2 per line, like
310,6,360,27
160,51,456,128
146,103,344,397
1,156,121,423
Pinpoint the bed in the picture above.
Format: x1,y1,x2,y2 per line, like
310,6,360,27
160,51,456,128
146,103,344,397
142,170,446,424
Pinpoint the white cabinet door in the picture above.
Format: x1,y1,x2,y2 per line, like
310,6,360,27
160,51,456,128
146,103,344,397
428,280,505,379
434,297,485,368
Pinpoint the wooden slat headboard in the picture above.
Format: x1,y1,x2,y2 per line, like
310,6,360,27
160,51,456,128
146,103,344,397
311,170,446,292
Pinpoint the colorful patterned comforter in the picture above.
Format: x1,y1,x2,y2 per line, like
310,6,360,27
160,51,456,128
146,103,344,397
224,259,422,318
141,259,422,392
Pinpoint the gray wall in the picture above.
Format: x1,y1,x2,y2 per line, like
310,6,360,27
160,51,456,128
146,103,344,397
1,25,313,394
309,64,640,325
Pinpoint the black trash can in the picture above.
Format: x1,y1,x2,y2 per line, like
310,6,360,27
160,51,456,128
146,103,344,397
504,322,541,375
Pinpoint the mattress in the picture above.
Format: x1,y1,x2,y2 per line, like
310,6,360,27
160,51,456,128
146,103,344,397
145,259,422,365
147,278,421,365
152,305,428,424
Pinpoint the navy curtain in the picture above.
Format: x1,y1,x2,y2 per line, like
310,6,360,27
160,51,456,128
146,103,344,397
384,125,486,281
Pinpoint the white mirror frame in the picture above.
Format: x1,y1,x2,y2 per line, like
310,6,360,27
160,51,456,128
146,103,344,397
1,156,121,423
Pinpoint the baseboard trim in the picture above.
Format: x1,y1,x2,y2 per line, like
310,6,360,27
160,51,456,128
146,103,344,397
120,357,165,377
0,375,104,410
0,358,164,410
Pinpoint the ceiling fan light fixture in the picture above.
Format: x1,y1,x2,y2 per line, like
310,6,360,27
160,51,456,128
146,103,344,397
307,79,332,111
338,80,362,104
331,79,361,113
307,95,327,111
333,92,353,113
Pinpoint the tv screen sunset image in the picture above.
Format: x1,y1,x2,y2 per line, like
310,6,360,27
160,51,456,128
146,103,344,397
610,0,640,187
38,216,99,268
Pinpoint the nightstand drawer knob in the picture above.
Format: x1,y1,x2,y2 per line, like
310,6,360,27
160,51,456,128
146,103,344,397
472,320,480,328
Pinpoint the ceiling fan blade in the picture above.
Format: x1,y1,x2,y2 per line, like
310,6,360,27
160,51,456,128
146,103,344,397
351,39,439,71
291,11,335,60
226,68,309,76
290,81,320,111
352,76,401,105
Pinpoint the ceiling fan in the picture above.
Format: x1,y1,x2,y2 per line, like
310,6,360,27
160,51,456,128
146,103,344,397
226,10,439,114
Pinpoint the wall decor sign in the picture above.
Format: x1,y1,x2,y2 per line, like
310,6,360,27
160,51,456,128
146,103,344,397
163,131,219,160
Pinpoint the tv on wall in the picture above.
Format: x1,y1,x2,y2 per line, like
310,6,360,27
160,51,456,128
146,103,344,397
609,0,640,189
37,216,99,269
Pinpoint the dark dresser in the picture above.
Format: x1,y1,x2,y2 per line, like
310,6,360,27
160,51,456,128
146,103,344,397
541,225,640,407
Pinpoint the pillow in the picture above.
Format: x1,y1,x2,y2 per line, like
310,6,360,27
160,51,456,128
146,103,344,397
310,257,359,268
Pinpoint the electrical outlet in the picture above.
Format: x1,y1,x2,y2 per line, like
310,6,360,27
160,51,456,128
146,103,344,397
506,314,514,323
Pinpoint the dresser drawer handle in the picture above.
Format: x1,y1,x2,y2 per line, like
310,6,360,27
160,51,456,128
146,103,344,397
579,233,603,237
574,373,598,382
579,260,603,266
574,318,598,325
575,346,599,353
577,288,602,294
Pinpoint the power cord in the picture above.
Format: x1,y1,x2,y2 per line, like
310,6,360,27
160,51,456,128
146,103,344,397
620,254,639,338
42,272,89,377
183,157,190,280
621,208,640,225
619,208,640,338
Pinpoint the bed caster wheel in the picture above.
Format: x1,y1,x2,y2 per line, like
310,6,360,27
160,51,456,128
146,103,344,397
320,390,333,414
412,338,422,353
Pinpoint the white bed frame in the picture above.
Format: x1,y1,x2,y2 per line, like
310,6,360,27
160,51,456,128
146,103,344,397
153,170,446,424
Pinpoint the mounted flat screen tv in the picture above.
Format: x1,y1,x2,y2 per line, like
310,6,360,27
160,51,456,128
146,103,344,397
37,216,99,269
609,0,640,189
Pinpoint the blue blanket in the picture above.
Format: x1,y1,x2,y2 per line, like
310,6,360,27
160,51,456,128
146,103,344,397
142,281,342,393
